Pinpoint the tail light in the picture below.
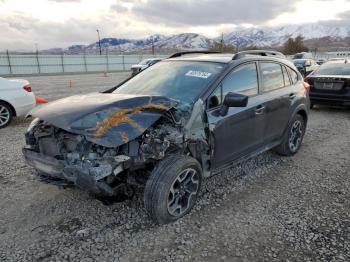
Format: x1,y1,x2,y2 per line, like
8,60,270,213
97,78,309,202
303,77,310,92
23,84,32,92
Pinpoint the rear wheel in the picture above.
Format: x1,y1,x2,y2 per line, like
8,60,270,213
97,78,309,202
0,102,13,129
144,155,202,224
275,114,305,156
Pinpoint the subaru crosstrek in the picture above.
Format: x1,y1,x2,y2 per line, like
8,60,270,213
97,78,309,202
23,50,309,224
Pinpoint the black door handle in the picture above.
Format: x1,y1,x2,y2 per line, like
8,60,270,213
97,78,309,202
289,93,296,100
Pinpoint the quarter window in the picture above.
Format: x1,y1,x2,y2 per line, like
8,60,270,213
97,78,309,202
222,63,258,98
287,67,298,84
260,62,285,92
208,86,222,109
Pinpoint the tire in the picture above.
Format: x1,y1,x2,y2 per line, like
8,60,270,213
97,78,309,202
310,103,314,109
275,114,306,156
0,102,13,129
144,154,202,224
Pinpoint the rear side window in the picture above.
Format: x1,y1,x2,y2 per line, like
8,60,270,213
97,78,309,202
282,66,292,86
222,63,258,97
260,62,285,92
287,67,298,84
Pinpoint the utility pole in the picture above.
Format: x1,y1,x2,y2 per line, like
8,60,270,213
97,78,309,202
151,36,155,56
35,43,41,74
6,49,12,75
96,29,102,55
220,33,224,52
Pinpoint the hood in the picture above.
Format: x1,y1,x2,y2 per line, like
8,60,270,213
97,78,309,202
29,93,176,147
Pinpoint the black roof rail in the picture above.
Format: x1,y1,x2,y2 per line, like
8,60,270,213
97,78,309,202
232,50,286,60
168,51,221,59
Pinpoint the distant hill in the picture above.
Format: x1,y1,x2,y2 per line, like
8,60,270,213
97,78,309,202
43,23,350,54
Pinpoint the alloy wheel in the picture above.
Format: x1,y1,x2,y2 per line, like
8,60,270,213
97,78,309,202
167,168,200,217
289,120,303,152
0,105,10,127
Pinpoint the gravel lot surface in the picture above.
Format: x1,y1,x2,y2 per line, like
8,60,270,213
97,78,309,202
15,72,131,101
0,72,349,261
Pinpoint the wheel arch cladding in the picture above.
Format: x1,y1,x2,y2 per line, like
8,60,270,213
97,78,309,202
297,109,308,125
0,100,16,116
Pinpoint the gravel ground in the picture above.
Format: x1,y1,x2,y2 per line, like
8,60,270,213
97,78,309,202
16,71,131,101
0,72,349,261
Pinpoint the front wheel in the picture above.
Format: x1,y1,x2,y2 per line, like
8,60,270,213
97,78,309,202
144,155,202,224
275,114,306,156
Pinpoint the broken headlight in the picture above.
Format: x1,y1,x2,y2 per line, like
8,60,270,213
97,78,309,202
27,117,41,132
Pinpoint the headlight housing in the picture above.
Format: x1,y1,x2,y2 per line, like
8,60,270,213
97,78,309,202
27,117,40,132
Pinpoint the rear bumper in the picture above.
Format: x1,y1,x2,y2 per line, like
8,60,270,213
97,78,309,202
14,93,36,117
22,148,115,196
309,92,350,106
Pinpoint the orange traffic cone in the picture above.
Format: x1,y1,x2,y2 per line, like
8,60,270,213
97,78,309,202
36,96,48,104
67,80,73,88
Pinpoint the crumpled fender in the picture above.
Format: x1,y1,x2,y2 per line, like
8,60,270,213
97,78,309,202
29,93,176,147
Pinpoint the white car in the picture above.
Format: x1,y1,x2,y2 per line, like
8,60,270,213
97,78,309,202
131,58,162,76
0,77,36,128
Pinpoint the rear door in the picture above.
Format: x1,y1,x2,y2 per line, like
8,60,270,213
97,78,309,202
257,62,294,143
206,62,266,169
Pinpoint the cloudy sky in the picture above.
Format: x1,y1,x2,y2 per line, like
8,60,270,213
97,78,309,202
0,0,350,50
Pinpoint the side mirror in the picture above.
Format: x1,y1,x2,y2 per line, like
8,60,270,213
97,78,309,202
220,92,248,116
305,61,311,67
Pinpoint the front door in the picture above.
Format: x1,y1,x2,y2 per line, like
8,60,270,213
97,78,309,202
206,63,266,170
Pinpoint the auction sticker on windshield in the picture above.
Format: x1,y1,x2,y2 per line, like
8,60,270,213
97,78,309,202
185,70,212,79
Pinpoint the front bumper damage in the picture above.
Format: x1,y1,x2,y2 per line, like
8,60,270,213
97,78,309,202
23,94,211,199
23,147,130,196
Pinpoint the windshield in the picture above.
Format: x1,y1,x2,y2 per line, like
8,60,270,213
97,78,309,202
293,53,312,59
293,54,304,59
293,59,307,65
139,59,153,65
113,61,226,105
314,62,350,76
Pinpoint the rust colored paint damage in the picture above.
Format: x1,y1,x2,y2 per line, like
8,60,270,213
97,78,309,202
95,99,169,137
120,132,129,143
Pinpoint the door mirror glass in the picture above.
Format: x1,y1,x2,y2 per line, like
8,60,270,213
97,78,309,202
220,92,248,116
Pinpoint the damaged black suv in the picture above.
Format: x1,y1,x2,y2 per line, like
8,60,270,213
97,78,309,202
23,50,309,224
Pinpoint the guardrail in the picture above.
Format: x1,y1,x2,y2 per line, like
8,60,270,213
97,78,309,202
0,53,168,76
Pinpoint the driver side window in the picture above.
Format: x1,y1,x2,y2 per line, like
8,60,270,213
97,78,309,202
222,63,258,98
208,63,258,109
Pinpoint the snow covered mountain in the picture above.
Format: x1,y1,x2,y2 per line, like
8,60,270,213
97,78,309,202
64,23,350,53
223,24,350,48
152,33,214,49
75,34,167,53
66,33,213,53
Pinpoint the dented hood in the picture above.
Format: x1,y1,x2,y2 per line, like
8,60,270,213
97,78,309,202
29,93,175,147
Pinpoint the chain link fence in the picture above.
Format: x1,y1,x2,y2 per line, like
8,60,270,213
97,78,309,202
0,52,168,76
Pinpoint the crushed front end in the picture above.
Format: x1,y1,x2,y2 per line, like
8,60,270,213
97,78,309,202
22,93,211,197
23,114,186,197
